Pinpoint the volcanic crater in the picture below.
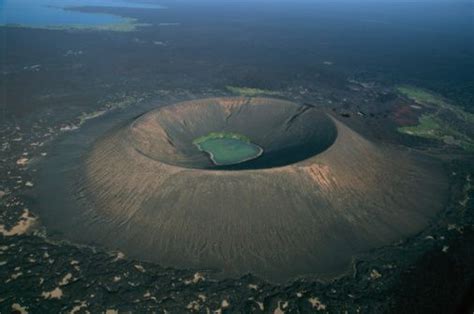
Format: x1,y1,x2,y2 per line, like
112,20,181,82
128,97,337,170
38,97,448,282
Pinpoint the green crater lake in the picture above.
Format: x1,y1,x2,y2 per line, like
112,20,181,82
193,132,263,166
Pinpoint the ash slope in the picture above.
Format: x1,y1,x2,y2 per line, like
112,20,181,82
42,97,448,283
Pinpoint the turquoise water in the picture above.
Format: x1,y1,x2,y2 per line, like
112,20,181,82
195,138,263,166
0,0,163,28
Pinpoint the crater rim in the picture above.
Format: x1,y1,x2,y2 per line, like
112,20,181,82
128,97,339,171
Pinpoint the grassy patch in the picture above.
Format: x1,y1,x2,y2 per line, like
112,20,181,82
397,85,474,123
398,114,441,139
226,86,282,97
398,114,474,152
193,132,251,145
396,85,474,152
397,86,447,107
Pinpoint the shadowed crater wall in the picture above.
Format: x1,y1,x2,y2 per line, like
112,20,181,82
129,98,337,170
36,97,449,283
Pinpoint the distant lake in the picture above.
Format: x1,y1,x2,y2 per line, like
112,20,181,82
0,0,164,28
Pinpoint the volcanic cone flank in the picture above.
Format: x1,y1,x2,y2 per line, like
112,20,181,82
69,97,447,282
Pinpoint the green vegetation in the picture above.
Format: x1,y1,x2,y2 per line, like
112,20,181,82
226,86,282,97
398,114,441,139
193,132,251,145
193,132,263,166
396,85,474,152
397,85,474,123
398,114,474,151
397,86,447,107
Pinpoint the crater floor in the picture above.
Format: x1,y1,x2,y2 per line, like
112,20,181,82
193,134,263,166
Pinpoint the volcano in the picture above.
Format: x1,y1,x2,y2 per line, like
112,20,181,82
37,97,448,282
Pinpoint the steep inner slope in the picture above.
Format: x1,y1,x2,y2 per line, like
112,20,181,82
129,98,337,170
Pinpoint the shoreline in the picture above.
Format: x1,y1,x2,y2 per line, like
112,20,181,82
0,18,151,32
199,143,264,167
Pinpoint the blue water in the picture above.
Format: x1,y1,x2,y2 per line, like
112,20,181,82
0,0,163,27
